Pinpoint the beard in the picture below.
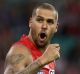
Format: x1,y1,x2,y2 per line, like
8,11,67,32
34,37,50,48
31,29,53,48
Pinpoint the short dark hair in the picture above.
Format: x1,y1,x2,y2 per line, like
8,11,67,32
32,3,58,20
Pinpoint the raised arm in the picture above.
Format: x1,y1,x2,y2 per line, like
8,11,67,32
4,44,43,74
4,44,60,74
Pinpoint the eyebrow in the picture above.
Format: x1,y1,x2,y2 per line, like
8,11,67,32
36,15,54,21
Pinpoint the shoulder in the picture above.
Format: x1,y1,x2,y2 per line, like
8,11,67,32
7,44,30,58
5,43,33,66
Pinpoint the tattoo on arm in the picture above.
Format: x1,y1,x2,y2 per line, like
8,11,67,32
10,54,24,64
4,54,25,74
6,54,25,65
17,60,42,74
5,54,42,74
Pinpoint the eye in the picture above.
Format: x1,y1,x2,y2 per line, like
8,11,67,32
36,17,44,23
47,19,54,24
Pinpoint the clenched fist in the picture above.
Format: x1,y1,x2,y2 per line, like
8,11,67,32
39,44,60,65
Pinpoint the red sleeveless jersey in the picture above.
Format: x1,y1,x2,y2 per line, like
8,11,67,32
16,34,55,74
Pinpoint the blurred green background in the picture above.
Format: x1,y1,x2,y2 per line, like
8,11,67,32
0,0,80,74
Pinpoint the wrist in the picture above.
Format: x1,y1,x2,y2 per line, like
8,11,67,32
37,56,48,66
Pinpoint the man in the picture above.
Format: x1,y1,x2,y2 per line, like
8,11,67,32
4,3,60,74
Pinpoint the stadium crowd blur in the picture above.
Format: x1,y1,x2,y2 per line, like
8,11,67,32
0,0,80,74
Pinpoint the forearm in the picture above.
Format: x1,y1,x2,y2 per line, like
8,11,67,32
17,59,43,74
4,59,43,74
16,52,53,74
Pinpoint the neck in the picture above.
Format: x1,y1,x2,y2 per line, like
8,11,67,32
38,44,48,53
28,31,34,44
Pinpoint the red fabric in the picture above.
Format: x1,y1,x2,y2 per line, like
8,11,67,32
15,34,55,74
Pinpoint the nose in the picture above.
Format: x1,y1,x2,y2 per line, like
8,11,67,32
42,21,48,29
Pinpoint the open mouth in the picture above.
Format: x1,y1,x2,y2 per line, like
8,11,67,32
39,32,47,41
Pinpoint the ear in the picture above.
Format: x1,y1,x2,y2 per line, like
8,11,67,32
29,17,32,28
55,23,58,32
